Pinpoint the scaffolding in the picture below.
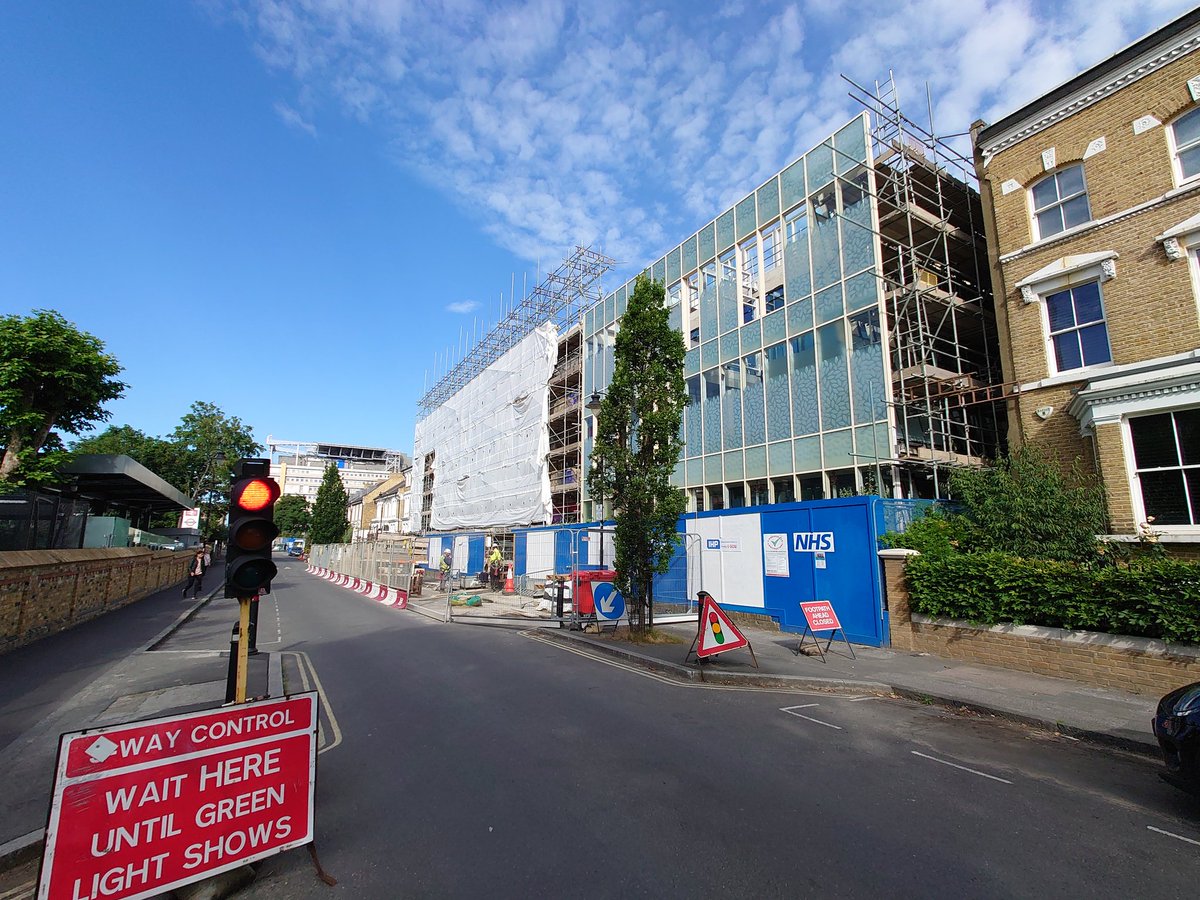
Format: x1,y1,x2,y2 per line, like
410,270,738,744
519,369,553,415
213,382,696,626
547,325,583,523
416,245,614,420
845,73,1010,497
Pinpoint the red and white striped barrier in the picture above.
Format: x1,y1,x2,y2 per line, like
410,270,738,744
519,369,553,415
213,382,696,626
306,567,409,611
357,580,373,595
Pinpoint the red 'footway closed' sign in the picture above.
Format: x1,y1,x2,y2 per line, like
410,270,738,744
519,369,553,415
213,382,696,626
38,692,318,900
799,600,842,632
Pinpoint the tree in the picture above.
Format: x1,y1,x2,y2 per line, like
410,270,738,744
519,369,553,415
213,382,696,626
72,425,188,492
586,275,688,631
170,402,262,539
275,494,311,538
310,464,349,545
0,310,126,486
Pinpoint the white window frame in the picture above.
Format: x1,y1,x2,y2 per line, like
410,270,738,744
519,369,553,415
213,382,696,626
1015,252,1117,378
1167,105,1200,187
1121,403,1200,534
1029,164,1091,241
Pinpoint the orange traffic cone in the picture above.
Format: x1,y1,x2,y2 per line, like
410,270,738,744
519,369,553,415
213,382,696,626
502,563,516,595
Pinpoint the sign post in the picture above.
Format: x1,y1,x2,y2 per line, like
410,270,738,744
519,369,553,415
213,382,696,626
38,693,319,900
795,600,856,663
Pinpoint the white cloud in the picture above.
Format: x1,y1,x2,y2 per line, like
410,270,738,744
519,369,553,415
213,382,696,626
232,0,1196,279
273,100,316,136
447,300,481,314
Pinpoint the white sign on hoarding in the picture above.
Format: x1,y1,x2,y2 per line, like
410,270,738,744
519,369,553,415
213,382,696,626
763,534,789,577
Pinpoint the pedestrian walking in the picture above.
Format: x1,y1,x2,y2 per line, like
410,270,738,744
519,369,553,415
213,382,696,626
182,549,206,599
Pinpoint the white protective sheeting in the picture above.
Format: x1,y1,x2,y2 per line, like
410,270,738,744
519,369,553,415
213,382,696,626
408,323,557,532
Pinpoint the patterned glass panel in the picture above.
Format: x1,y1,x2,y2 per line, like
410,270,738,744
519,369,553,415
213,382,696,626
716,209,735,253
823,429,854,467
717,331,738,364
757,178,780,225
740,320,762,354
854,424,888,471
670,460,685,487
850,309,886,424
781,158,806,210
618,284,629,318
682,236,698,275
724,449,744,479
700,280,718,340
698,222,716,265
816,284,844,324
687,457,703,485
684,347,699,376
604,293,615,324
668,296,681,333
841,168,874,274
702,369,722,455
704,454,722,484
745,445,767,478
702,339,719,370
763,309,787,345
845,269,878,311
794,435,821,472
742,352,766,446
653,258,666,285
722,360,743,450
736,194,757,240
718,275,739,334
788,297,813,336
807,140,835,191
768,440,792,476
586,306,596,337
667,246,681,284
685,375,702,457
835,117,868,172
784,228,812,299
810,184,841,289
819,321,851,430
765,341,791,442
790,332,819,435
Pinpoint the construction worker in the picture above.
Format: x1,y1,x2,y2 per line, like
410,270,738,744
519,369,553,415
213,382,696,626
487,544,503,590
439,548,452,590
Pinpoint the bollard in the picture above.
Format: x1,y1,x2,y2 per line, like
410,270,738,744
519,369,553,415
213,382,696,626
248,596,260,656
555,577,565,628
224,623,240,703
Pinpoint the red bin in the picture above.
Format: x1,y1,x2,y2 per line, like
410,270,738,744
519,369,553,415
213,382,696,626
572,569,618,616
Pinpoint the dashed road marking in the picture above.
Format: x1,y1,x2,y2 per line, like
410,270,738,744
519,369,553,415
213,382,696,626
1148,825,1200,847
780,705,843,729
911,750,1012,784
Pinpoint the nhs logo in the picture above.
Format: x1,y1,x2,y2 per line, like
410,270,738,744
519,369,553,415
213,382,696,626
793,532,835,552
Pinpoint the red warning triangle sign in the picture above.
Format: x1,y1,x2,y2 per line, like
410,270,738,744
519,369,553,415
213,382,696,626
696,593,750,658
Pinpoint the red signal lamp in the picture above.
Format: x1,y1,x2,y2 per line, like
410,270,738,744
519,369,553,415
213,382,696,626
234,478,279,512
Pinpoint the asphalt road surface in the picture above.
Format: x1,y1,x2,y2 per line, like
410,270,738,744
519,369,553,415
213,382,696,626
215,559,1199,899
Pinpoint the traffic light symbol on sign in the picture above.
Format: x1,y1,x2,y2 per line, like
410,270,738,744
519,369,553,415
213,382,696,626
225,459,280,598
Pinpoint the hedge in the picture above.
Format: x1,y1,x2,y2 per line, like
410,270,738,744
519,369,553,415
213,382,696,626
904,553,1200,645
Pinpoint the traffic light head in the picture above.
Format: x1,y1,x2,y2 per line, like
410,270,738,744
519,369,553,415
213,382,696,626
225,459,280,598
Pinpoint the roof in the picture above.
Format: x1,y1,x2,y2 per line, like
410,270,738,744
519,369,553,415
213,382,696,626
59,455,193,512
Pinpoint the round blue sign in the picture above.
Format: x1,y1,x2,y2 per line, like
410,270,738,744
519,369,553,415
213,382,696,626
591,582,625,620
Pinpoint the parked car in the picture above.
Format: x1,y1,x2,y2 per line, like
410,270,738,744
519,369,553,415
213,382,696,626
287,545,304,558
1153,681,1200,797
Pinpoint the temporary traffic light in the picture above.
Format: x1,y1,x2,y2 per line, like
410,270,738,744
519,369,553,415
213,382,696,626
225,458,280,598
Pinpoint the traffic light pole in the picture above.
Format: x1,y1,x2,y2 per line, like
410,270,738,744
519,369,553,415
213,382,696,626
235,597,251,703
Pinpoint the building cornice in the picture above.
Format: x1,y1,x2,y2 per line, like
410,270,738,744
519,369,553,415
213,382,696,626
978,17,1200,162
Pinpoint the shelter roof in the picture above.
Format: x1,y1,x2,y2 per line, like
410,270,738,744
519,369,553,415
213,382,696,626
59,454,193,512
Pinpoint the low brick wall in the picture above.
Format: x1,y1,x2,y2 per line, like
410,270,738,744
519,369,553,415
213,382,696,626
880,550,1200,695
0,548,184,654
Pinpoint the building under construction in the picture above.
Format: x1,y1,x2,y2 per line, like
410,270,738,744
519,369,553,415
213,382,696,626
581,76,1005,512
267,437,409,506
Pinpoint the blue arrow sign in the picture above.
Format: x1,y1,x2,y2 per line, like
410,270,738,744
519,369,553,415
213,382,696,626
592,582,625,621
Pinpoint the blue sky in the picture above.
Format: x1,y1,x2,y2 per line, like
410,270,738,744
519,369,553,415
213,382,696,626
1,0,1191,457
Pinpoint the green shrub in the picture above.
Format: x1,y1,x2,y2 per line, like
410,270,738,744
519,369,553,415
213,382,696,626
905,553,1200,644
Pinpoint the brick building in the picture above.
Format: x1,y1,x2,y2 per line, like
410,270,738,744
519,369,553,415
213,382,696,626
972,9,1200,540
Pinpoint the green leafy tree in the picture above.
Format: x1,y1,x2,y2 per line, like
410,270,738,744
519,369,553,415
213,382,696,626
0,310,126,486
586,275,688,631
310,464,349,545
275,494,311,538
170,402,261,539
72,425,188,492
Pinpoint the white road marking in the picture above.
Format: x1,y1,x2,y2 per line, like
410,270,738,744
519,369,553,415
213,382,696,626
288,650,343,755
780,705,843,729
1148,825,1200,847
0,880,34,900
911,750,1013,784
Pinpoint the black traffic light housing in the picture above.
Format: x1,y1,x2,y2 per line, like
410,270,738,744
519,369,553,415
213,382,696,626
225,458,280,598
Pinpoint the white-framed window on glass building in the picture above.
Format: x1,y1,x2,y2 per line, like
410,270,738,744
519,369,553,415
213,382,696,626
1169,105,1200,185
1030,164,1091,240
1129,407,1200,528
762,222,781,272
784,204,808,244
1044,280,1112,373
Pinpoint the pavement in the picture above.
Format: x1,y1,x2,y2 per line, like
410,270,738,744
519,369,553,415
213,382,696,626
0,567,1173,878
0,576,276,875
445,584,1164,756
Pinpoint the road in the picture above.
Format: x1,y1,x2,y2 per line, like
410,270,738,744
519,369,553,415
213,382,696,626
4,557,1200,898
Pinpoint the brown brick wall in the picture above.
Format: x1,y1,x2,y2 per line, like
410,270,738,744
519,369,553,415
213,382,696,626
882,555,1200,695
0,549,184,654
